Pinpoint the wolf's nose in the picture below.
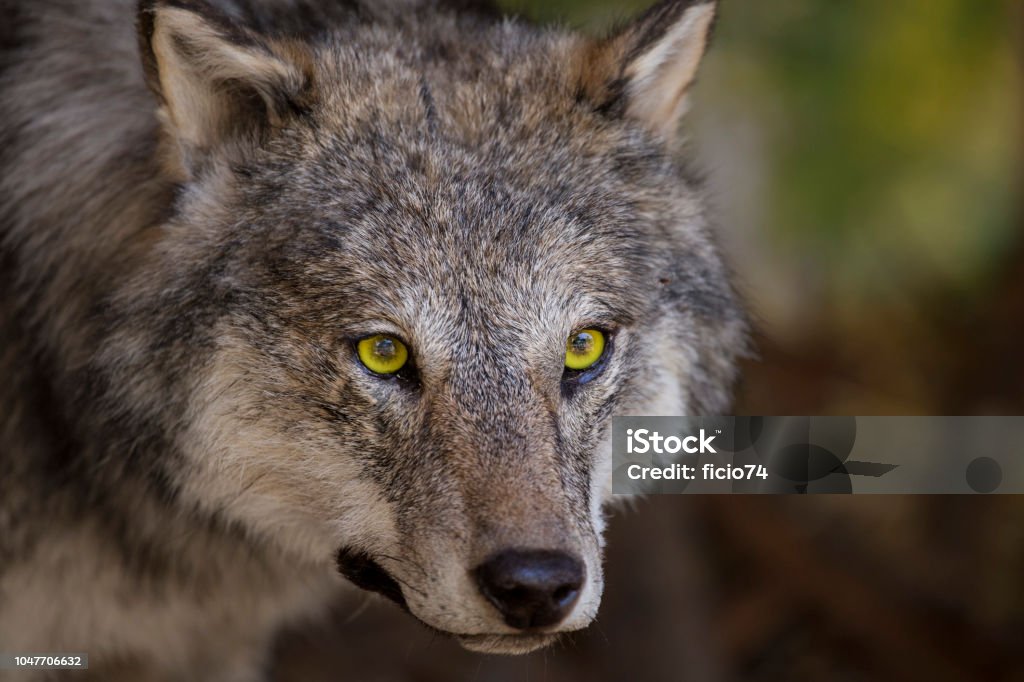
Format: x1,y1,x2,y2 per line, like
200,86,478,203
474,549,584,629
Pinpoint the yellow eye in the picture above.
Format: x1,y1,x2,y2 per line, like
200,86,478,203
357,335,409,375
565,329,606,371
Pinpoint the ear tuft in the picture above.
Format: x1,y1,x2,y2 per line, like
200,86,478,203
137,0,308,174
581,0,717,140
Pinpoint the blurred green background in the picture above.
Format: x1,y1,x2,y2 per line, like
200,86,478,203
275,2,1023,681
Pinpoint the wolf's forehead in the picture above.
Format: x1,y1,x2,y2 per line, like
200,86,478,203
302,25,596,158
286,172,657,340
345,198,651,319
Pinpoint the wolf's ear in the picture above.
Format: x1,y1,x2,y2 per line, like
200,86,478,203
580,0,717,140
137,0,307,173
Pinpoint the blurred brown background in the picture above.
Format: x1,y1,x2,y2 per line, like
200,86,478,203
274,1,1024,680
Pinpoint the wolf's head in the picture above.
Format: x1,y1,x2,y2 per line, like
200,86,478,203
128,0,744,654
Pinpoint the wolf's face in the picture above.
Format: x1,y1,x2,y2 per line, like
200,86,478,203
133,0,743,654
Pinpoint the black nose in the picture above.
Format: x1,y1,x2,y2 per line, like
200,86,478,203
474,549,585,630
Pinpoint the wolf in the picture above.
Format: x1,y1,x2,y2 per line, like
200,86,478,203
0,0,746,678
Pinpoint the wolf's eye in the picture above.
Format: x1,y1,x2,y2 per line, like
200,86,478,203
357,335,409,375
565,329,605,371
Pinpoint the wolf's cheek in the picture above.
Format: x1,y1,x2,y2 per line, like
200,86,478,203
172,341,403,568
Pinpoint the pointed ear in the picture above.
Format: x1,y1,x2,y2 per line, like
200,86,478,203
137,0,308,173
580,0,717,140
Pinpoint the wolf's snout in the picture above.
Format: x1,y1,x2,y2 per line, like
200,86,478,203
474,549,584,630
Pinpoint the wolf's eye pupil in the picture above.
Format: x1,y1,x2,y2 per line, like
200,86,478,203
375,339,397,358
565,329,605,371
571,335,593,354
357,335,409,375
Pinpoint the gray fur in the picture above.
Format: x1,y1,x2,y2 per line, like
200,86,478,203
0,0,746,678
